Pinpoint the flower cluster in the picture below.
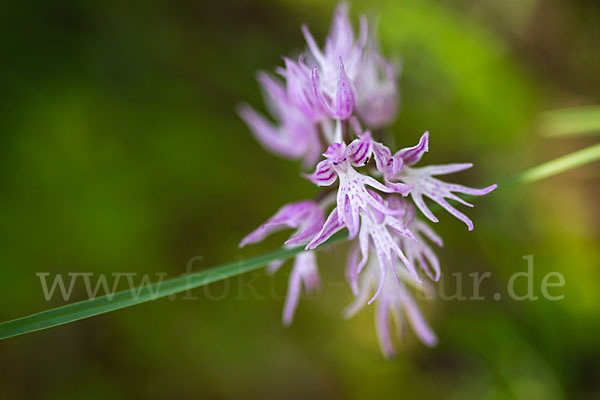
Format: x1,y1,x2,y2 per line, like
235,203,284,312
238,3,495,358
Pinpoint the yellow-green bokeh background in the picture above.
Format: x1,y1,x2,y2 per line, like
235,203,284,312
1,0,599,398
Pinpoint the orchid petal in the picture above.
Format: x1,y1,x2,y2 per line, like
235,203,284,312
395,131,429,166
331,59,356,120
306,208,344,250
304,159,338,186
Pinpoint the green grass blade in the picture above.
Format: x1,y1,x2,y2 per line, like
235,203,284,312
1,143,599,341
538,105,600,137
0,233,346,340
497,143,600,188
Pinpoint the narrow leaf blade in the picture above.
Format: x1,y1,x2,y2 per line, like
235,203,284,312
1,142,599,340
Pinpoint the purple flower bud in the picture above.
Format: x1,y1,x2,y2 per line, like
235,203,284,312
311,61,356,120
355,28,399,128
302,3,366,120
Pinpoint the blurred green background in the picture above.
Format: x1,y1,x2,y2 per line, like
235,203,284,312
1,0,599,399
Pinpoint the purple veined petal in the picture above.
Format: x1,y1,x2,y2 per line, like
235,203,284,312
372,141,393,174
400,291,438,347
389,240,420,283
366,190,386,223
445,192,474,207
396,131,429,166
346,131,373,167
241,72,321,164
410,189,475,230
237,104,306,160
432,197,475,231
366,189,384,203
356,176,409,219
285,206,325,245
346,241,361,295
331,59,356,120
400,159,496,230
402,226,440,281
369,261,387,305
386,216,416,242
385,195,415,219
285,229,318,246
446,183,498,196
419,243,441,282
384,198,410,222
348,194,361,237
403,169,480,230
323,142,347,163
358,174,395,194
389,154,403,177
304,159,338,186
240,201,320,247
364,219,415,304
305,207,344,250
360,146,404,187
368,244,403,302
311,65,337,119
363,191,400,226
357,222,370,274
375,298,396,359
337,191,360,238
281,57,325,122
384,180,412,196
412,248,434,281
417,163,473,176
411,187,483,231
239,219,290,248
411,192,439,224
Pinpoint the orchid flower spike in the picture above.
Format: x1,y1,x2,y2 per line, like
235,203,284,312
237,2,496,358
